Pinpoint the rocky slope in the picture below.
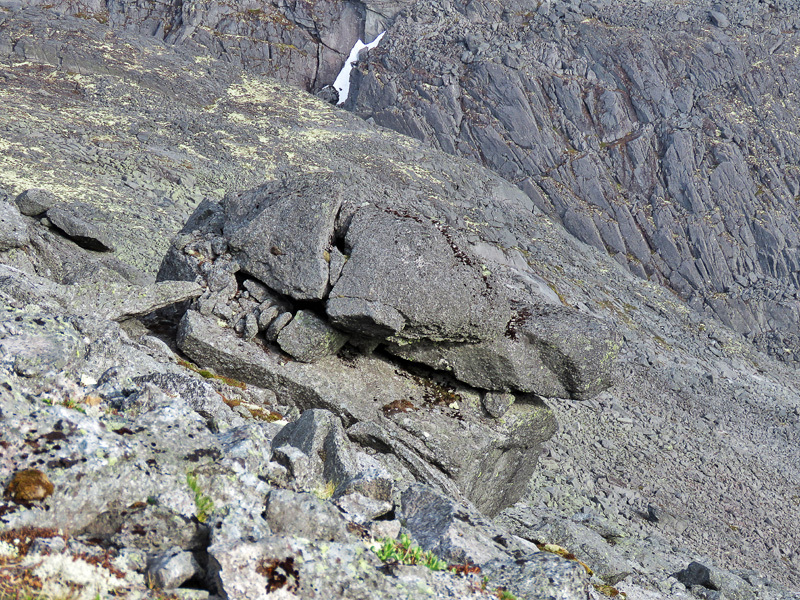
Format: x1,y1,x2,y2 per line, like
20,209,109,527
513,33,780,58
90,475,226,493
349,0,800,364
0,2,799,600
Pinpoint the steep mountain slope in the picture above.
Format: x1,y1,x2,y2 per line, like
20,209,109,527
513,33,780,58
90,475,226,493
0,2,799,599
349,0,800,362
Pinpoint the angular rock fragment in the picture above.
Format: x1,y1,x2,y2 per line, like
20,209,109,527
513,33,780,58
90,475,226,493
14,188,57,216
482,391,515,418
0,306,85,378
399,484,518,565
327,207,510,343
0,200,29,250
277,309,349,362
64,280,204,322
497,503,635,582
675,561,756,600
46,202,116,252
334,492,393,523
482,552,590,600
391,305,619,399
271,408,393,501
146,548,203,589
264,311,292,342
132,372,245,431
223,177,344,300
263,489,350,541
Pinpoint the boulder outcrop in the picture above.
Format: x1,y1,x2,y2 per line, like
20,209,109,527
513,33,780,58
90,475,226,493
1,3,800,599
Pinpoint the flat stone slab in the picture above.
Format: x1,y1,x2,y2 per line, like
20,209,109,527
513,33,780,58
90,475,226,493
46,203,116,252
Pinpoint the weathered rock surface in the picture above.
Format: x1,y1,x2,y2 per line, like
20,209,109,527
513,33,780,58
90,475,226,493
0,263,202,322
399,484,534,565
326,205,510,343
276,309,349,363
346,0,800,362
46,202,115,252
223,178,344,301
1,3,800,599
177,308,556,516
0,200,29,250
390,304,619,398
14,188,57,216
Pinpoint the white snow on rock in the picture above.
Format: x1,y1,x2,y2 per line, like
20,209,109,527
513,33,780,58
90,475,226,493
333,32,386,105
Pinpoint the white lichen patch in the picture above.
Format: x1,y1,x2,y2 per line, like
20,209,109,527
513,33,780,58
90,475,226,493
227,76,281,104
23,553,143,600
227,112,250,123
0,540,19,558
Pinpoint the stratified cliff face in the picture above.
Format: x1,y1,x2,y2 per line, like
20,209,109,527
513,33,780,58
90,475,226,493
348,0,800,361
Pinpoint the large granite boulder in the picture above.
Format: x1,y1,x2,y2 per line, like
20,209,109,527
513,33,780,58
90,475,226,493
327,206,509,343
159,170,618,398
390,305,621,399
223,177,344,301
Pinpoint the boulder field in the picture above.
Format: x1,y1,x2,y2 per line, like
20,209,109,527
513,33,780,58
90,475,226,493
0,2,799,600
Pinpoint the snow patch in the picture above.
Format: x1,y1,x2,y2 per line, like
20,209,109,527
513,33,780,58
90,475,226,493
333,32,386,105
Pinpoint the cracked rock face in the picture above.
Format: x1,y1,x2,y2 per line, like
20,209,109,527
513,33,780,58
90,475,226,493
224,177,345,301
326,206,509,343
160,169,618,403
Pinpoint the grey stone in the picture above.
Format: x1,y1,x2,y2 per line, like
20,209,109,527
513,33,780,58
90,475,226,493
334,492,393,524
15,188,57,216
264,311,292,342
327,207,511,343
132,372,245,431
256,303,280,330
46,203,116,252
497,504,635,582
399,484,525,565
328,246,347,286
63,280,204,322
243,312,259,340
276,309,349,362
263,489,350,541
482,552,590,600
0,305,85,378
224,176,343,300
242,278,272,303
483,391,515,418
710,11,730,28
208,536,490,600
391,305,619,399
676,562,756,600
146,548,202,589
270,408,393,501
270,408,351,490
0,201,29,251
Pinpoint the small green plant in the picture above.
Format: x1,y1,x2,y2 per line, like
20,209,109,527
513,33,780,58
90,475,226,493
495,590,518,600
371,533,448,571
186,472,214,523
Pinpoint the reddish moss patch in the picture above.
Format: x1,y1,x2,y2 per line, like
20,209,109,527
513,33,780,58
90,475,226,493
4,469,55,503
